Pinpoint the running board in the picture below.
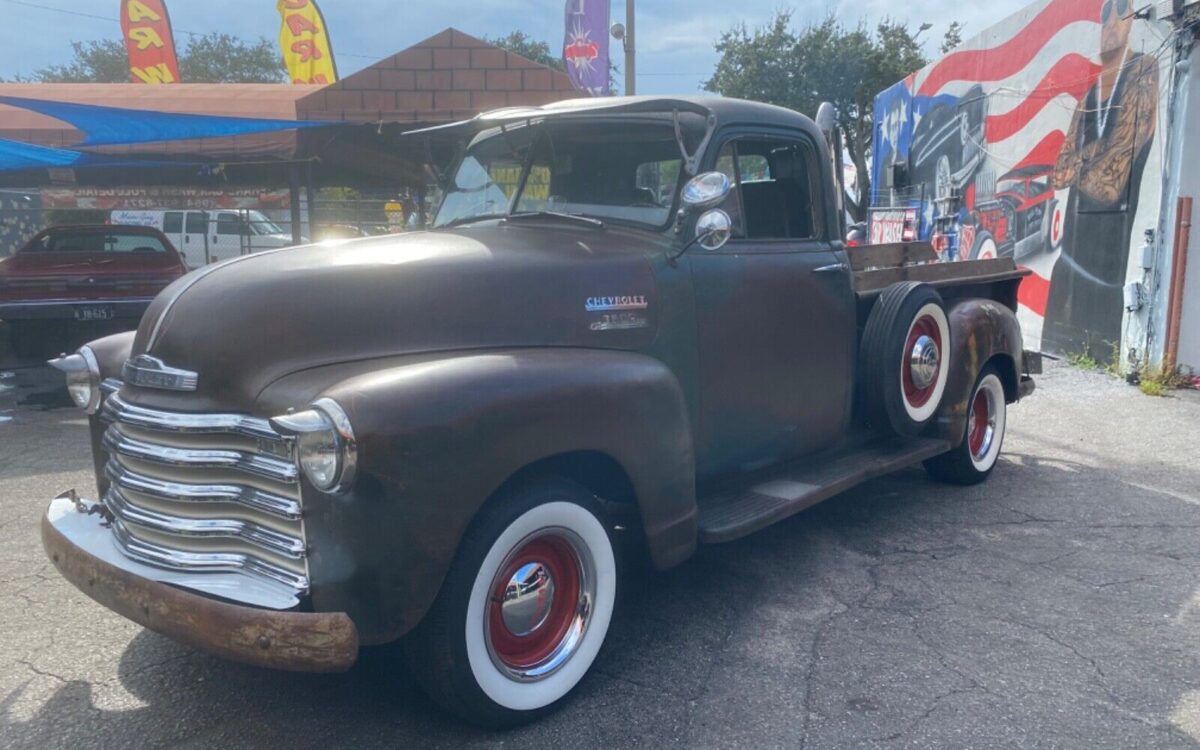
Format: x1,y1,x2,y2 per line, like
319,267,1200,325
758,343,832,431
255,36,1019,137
697,437,951,544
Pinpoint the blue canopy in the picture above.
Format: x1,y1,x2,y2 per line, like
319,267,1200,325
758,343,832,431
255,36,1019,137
0,137,193,172
0,96,331,147
0,138,86,170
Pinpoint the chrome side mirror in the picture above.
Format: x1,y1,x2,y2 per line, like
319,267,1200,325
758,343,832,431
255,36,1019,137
695,209,732,251
681,172,732,210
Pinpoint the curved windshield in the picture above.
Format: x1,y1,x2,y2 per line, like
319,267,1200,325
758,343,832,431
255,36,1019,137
246,211,284,235
435,120,684,229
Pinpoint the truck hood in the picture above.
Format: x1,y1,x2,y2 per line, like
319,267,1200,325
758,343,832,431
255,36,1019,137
129,224,663,410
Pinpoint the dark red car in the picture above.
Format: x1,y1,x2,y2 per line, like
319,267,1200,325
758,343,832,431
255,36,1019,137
962,165,1055,261
0,225,186,359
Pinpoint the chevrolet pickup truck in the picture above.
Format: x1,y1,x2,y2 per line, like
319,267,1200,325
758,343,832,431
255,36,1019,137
42,97,1037,727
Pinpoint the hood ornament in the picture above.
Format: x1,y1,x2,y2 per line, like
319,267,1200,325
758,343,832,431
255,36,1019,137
122,355,199,392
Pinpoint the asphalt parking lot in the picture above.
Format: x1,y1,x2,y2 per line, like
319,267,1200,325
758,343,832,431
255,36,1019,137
2,360,1200,748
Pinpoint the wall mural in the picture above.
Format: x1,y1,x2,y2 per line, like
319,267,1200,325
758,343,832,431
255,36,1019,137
871,0,1165,357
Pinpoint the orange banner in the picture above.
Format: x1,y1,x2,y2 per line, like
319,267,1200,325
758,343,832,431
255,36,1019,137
276,0,338,85
120,0,181,84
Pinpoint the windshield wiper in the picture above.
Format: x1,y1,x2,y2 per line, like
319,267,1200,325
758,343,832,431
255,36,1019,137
502,211,605,229
437,214,505,229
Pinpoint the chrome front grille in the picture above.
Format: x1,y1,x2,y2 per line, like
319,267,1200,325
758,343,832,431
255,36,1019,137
98,391,309,602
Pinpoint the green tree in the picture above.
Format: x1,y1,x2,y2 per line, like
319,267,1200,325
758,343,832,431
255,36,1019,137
488,29,621,93
29,40,130,83
177,34,287,83
487,31,565,72
23,33,286,83
705,12,932,219
941,22,966,55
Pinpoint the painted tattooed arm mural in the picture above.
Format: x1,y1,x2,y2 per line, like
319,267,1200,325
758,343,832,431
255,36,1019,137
870,0,1166,360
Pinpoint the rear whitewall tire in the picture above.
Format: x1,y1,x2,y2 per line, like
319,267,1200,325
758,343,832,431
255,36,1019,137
900,302,951,424
465,501,617,712
924,365,1008,485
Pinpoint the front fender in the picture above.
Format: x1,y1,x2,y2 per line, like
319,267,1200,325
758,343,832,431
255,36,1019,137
276,348,696,644
930,298,1024,445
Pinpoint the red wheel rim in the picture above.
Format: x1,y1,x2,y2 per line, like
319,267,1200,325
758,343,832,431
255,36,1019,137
968,386,990,458
487,535,581,670
902,314,942,408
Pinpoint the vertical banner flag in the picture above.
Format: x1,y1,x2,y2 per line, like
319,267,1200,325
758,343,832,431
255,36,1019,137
564,0,610,96
276,0,339,85
120,0,181,84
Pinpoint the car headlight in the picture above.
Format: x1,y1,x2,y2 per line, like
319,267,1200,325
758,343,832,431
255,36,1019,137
270,398,357,493
48,347,101,414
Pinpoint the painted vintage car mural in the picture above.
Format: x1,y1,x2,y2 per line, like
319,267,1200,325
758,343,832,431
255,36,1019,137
872,0,1165,358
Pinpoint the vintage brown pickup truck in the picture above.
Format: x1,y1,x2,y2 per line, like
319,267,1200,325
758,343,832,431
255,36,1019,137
43,96,1036,727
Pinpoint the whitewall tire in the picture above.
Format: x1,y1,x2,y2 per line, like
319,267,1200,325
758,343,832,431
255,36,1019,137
924,365,1008,485
404,477,618,727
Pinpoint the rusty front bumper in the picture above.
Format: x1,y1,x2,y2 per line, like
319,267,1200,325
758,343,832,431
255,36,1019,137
42,497,359,673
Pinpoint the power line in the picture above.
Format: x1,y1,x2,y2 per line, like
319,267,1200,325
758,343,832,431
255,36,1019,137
0,0,382,60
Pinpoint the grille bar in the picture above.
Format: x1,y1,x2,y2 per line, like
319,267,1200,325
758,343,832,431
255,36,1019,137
106,488,306,559
103,428,299,484
108,517,309,593
101,393,277,439
104,462,302,521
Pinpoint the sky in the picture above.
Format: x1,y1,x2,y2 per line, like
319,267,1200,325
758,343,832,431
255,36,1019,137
0,0,1028,93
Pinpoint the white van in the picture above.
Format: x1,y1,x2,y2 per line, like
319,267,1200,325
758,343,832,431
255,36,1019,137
110,209,300,268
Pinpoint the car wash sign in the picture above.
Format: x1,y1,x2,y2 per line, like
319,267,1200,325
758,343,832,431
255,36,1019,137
120,0,181,84
276,0,339,85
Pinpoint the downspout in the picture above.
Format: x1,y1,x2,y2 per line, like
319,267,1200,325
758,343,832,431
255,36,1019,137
1165,196,1193,369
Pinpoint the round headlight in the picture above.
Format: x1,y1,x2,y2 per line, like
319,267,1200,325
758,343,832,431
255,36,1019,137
49,347,101,414
270,399,357,493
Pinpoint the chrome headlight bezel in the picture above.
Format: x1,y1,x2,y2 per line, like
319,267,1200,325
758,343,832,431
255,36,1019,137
270,398,358,494
49,347,102,414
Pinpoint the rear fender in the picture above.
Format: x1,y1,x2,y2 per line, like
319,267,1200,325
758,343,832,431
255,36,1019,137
930,298,1023,445
296,348,697,644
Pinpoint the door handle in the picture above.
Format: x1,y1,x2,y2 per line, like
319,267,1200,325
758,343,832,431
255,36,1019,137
813,263,848,273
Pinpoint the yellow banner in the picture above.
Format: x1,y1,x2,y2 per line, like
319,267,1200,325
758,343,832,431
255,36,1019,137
276,0,338,85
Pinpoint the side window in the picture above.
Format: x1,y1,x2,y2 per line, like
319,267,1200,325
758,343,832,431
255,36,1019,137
162,212,183,234
185,212,207,234
716,136,820,241
216,214,242,236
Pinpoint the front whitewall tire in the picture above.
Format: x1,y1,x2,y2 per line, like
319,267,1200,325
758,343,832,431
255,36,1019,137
465,501,616,712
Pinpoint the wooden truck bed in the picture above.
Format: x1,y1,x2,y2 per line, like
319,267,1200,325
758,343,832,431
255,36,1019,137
849,242,1030,299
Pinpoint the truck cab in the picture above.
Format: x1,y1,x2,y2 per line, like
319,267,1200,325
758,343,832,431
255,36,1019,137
44,97,1035,727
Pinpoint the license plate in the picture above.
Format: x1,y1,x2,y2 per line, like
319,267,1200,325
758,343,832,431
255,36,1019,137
74,305,115,322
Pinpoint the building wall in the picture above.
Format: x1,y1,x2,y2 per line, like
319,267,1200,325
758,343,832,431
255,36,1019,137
871,0,1175,364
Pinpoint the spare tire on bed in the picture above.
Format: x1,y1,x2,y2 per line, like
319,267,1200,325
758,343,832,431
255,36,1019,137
860,281,951,437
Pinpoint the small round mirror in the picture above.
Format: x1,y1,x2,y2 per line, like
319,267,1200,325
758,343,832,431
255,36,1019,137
696,209,732,251
682,172,732,209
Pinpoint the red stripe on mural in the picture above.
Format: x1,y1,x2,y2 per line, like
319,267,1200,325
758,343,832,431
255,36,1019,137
917,0,1101,97
984,54,1101,143
1013,129,1066,171
1017,268,1052,316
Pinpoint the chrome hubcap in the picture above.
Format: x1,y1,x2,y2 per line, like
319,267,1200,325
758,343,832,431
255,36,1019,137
500,562,556,637
485,529,596,682
909,335,940,390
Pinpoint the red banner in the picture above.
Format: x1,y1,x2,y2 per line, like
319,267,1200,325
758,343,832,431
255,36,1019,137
120,0,181,84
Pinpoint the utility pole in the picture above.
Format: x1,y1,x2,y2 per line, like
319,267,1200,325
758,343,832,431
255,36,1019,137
625,0,635,96
612,1,636,95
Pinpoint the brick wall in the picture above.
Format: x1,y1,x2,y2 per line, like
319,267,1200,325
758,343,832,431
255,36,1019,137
296,28,578,123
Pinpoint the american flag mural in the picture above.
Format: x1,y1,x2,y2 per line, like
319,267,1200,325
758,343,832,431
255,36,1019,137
871,0,1167,358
